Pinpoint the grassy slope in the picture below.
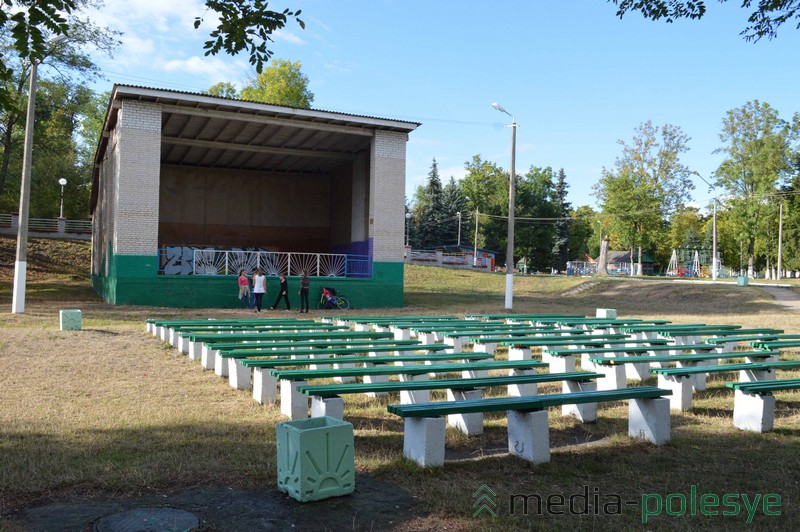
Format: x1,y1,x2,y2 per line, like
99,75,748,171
0,237,799,530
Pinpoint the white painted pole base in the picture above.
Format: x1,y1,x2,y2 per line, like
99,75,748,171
11,260,26,313
628,397,670,445
403,417,446,467
507,409,550,464
504,273,513,309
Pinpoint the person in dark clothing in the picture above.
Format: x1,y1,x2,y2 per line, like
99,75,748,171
298,270,310,313
271,274,291,310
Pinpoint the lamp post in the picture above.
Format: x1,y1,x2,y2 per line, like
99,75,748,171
492,102,517,309
473,207,480,267
456,211,462,245
693,171,718,281
405,212,412,247
58,178,67,219
12,35,66,313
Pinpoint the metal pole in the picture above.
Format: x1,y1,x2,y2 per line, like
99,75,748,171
505,119,517,309
456,211,461,245
59,184,65,218
712,190,718,280
777,200,783,280
473,208,479,267
12,60,38,313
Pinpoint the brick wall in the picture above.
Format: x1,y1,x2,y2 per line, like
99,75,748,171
369,130,407,262
113,101,161,256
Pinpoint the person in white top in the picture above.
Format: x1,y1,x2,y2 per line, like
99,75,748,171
252,268,267,313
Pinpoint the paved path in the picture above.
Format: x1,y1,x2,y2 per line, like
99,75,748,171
761,286,800,312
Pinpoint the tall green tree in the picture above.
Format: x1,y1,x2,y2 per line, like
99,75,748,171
515,166,557,272
412,159,448,249
594,120,693,275
609,1,800,41
550,168,571,271
460,155,507,255
441,176,468,246
0,6,118,209
714,100,799,276
240,59,314,108
569,205,597,260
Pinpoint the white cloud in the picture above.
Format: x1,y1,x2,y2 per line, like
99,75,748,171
273,29,305,45
162,56,241,81
323,60,353,73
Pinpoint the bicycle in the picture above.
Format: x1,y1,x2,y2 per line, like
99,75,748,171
318,287,351,310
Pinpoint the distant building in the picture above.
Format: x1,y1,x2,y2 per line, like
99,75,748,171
596,250,656,275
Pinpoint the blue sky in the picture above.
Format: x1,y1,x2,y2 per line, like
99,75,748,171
85,0,800,210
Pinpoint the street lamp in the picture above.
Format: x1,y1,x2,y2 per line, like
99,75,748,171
405,212,412,247
12,34,66,314
492,102,517,309
58,178,67,219
693,171,718,281
456,211,461,245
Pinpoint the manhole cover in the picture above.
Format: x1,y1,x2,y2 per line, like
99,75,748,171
94,507,199,532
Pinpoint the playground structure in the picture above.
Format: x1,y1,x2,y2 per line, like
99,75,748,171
666,248,723,278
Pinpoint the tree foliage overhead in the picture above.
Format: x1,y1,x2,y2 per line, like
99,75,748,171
240,59,314,108
609,0,800,41
195,1,304,74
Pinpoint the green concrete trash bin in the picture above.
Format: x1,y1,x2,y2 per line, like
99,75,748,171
737,276,749,287
59,309,82,330
276,416,355,502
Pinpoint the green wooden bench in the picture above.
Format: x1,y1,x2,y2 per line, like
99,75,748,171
751,338,800,350
221,343,454,389
187,330,394,362
149,317,302,340
651,360,800,411
466,329,603,356
266,360,549,420
586,350,780,390
387,386,672,466
726,378,800,432
299,371,603,420
173,322,347,350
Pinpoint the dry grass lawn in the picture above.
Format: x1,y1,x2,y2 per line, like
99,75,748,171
1,236,800,530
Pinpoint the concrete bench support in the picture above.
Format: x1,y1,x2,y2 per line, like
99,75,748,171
280,379,309,420
188,341,202,360
310,396,345,420
444,336,464,354
399,374,430,404
362,373,389,397
332,363,356,383
507,409,551,464
657,374,693,411
508,347,531,361
473,343,497,357
446,389,484,435
214,352,229,377
200,346,217,370
732,390,775,433
542,352,576,374
507,369,536,397
403,417,446,467
228,359,252,390
562,381,598,421
253,368,277,404
739,368,775,382
591,362,627,391
628,397,670,445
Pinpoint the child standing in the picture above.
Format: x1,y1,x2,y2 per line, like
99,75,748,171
237,270,251,309
252,268,267,313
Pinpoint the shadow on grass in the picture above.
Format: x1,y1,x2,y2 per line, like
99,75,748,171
1,422,423,531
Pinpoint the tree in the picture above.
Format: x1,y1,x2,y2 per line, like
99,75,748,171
460,155,508,256
0,6,119,204
594,121,693,275
0,1,305,111
609,0,800,41
240,59,313,108
515,166,557,272
568,205,596,260
207,82,239,98
441,176,468,245
413,159,448,249
550,168,571,271
714,100,799,276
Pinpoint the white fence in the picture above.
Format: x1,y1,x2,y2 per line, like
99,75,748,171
0,213,92,239
407,250,491,270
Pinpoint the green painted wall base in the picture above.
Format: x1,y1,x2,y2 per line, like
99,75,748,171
92,252,404,309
